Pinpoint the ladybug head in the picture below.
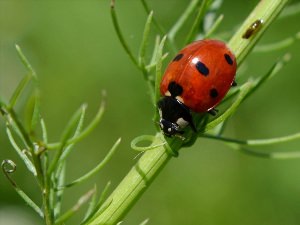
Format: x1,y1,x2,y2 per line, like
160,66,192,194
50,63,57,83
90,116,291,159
159,118,183,137
157,96,196,137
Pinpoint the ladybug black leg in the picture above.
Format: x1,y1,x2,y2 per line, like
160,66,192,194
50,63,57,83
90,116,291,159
232,80,237,87
208,108,218,116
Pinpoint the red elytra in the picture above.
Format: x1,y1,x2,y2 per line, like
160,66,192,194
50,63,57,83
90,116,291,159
160,39,237,113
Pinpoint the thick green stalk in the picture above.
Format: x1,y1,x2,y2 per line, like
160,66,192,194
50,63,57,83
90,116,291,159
228,0,289,64
88,0,289,224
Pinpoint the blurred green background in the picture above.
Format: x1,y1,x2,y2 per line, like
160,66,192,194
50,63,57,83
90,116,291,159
1,0,300,224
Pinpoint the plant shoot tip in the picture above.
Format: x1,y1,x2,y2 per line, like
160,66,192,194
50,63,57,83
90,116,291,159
82,103,88,109
110,0,115,8
101,89,107,97
1,159,17,174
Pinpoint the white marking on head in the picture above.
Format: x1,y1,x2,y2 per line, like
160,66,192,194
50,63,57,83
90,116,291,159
176,117,188,128
192,57,199,64
175,96,184,103
168,128,172,133
165,91,171,96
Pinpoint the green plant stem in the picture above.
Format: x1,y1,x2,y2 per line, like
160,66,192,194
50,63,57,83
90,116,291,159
88,134,181,225
87,0,290,224
228,0,289,65
168,0,201,42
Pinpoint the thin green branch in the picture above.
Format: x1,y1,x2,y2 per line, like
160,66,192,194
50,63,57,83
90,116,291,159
228,145,300,159
15,44,37,78
40,117,48,143
26,91,41,133
58,138,121,189
81,182,111,225
204,14,224,38
184,0,210,45
168,0,200,41
279,1,300,18
254,32,300,52
110,0,139,67
228,0,289,64
139,0,177,54
1,160,44,218
8,73,32,108
202,82,253,132
6,126,37,176
202,131,300,146
138,11,153,74
47,95,105,150
2,103,45,189
154,36,167,106
221,52,289,107
55,188,95,225
82,185,98,222
47,104,87,175
57,103,86,162
53,163,66,220
131,135,165,151
140,0,166,37
139,218,150,225
2,105,33,150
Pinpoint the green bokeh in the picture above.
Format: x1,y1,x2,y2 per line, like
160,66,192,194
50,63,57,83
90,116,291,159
1,1,300,225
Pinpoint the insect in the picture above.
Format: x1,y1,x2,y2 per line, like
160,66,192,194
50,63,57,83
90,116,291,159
157,39,237,137
242,19,263,39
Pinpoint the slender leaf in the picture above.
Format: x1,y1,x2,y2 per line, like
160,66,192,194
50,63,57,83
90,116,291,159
279,1,300,18
6,127,37,176
131,135,165,152
53,163,66,219
81,182,111,224
59,138,120,189
154,36,167,104
139,218,150,225
1,160,43,218
184,0,211,44
15,44,36,77
202,81,253,133
47,104,87,175
230,145,300,159
83,185,98,222
202,131,300,146
204,14,224,38
138,11,153,72
9,73,32,108
58,103,86,162
54,188,95,225
140,0,166,36
168,0,200,41
110,0,139,67
254,33,300,52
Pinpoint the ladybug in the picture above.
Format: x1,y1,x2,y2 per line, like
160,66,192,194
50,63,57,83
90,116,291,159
157,39,237,137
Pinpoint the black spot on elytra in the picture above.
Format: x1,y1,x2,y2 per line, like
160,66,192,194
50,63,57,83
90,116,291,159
195,61,209,76
210,88,218,98
224,53,233,65
173,53,184,62
168,81,183,97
